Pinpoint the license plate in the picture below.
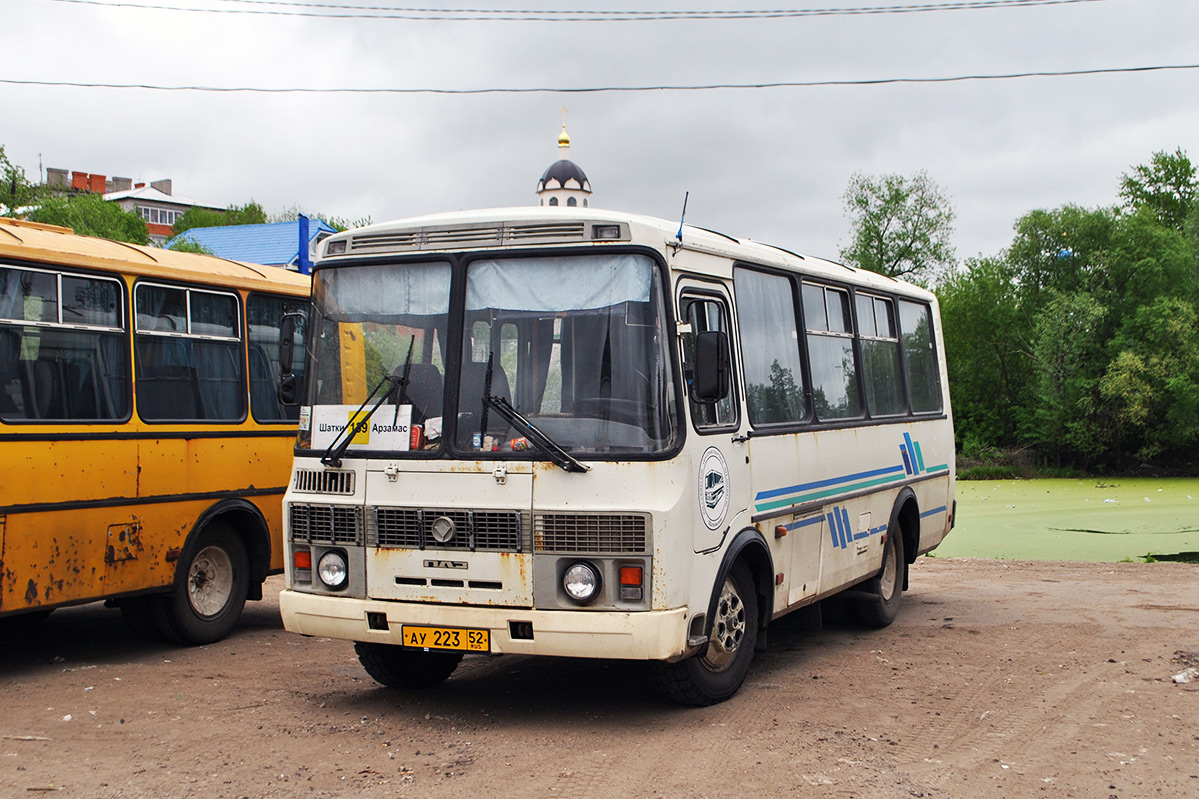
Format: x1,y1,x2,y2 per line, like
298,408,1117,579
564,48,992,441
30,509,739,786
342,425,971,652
401,625,490,653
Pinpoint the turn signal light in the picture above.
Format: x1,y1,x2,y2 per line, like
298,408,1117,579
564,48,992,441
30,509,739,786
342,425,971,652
619,565,643,601
294,551,312,570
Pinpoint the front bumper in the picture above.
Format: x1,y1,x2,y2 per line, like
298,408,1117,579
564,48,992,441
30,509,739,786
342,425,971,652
280,589,690,661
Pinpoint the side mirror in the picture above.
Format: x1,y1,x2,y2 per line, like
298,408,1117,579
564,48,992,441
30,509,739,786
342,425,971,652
693,330,731,403
278,311,306,406
278,313,299,374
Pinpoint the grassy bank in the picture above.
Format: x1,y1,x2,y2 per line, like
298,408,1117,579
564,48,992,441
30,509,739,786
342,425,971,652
935,478,1199,562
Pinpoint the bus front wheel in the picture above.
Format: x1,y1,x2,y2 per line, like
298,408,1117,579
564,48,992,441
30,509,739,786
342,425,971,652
654,560,759,706
354,642,464,689
157,522,250,645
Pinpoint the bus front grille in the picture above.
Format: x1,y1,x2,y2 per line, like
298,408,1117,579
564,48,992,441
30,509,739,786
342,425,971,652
534,513,649,554
293,469,356,495
289,503,363,546
363,509,650,554
371,507,528,552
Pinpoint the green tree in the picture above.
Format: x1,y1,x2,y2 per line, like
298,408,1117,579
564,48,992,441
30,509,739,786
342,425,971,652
172,201,267,235
1027,291,1108,467
1101,206,1198,318
271,204,371,233
0,145,43,215
1101,297,1199,463
937,256,1029,451
840,171,956,283
1006,205,1118,308
27,193,149,244
1119,148,1197,234
167,238,215,255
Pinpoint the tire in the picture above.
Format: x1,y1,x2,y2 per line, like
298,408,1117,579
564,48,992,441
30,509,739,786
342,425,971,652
854,527,904,627
654,560,759,706
354,642,464,689
154,522,250,645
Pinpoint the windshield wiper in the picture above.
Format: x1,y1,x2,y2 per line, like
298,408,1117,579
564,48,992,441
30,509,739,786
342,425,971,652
387,337,415,426
321,372,397,468
483,394,590,474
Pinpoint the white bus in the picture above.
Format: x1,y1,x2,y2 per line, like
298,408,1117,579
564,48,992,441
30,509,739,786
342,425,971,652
278,207,955,705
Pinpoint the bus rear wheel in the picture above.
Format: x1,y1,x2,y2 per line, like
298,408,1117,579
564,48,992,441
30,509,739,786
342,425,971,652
854,527,904,627
654,560,758,706
154,522,250,645
354,642,464,689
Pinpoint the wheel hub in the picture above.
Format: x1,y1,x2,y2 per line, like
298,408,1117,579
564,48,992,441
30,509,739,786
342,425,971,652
702,576,746,672
187,545,234,618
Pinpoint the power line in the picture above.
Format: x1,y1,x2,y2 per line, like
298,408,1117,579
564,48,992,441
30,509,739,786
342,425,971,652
37,0,1120,22
2,64,1196,95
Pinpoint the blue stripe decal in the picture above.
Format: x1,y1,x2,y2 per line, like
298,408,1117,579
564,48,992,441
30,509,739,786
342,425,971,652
920,505,948,518
827,512,840,548
840,507,853,548
755,465,907,501
752,433,949,514
781,515,825,532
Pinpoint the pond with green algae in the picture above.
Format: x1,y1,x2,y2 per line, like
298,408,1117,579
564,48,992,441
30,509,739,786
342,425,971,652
934,478,1199,562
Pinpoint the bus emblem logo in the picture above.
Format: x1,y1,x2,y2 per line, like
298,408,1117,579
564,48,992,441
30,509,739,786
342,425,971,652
424,559,468,570
698,446,731,530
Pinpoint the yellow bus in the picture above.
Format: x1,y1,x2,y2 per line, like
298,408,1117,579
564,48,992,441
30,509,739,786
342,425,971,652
0,217,310,644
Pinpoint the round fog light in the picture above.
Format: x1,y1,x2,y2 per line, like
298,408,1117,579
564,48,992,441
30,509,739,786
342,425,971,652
317,550,349,589
563,561,601,604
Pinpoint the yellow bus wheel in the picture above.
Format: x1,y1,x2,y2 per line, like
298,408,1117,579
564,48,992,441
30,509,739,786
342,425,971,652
157,522,250,645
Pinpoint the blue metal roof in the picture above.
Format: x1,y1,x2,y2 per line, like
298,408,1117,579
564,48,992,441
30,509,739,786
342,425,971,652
166,219,337,267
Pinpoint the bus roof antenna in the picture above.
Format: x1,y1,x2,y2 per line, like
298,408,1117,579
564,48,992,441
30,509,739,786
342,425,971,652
675,191,689,243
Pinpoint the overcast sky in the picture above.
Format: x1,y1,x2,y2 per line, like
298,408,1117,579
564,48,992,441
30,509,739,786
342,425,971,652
3,0,1197,263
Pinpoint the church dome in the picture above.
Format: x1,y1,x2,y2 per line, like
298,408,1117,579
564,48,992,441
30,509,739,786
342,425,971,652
537,159,591,193
536,123,592,206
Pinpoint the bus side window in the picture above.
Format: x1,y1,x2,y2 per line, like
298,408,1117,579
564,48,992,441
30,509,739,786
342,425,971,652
0,268,130,422
898,300,942,413
0,328,21,415
803,283,862,421
734,268,807,426
247,294,308,422
680,295,737,430
135,283,245,422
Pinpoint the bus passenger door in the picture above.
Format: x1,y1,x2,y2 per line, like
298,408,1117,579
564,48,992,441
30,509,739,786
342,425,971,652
677,287,749,554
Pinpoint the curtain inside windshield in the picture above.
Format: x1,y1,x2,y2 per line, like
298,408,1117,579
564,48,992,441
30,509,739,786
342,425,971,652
457,253,676,456
308,262,452,448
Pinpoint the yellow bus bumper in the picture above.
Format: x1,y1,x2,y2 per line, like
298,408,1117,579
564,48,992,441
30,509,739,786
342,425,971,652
280,589,691,661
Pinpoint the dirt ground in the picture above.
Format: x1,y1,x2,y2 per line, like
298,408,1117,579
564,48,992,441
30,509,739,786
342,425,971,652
2,558,1197,799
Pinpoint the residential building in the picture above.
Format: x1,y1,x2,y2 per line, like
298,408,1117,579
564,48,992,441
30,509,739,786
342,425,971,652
44,168,223,246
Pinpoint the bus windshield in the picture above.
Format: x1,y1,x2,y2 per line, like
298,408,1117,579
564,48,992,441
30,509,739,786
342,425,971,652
304,252,678,457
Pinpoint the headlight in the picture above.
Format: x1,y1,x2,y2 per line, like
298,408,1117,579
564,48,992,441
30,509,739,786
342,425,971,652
562,561,601,604
317,550,349,590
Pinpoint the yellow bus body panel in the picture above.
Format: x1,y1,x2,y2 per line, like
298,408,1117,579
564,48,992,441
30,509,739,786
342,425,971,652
0,218,308,616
